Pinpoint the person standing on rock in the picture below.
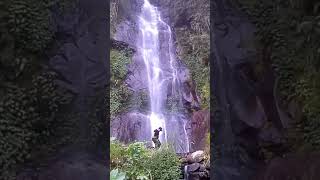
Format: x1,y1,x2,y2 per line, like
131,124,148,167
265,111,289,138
152,127,162,148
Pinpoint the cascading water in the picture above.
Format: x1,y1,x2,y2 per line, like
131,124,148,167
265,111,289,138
138,0,190,153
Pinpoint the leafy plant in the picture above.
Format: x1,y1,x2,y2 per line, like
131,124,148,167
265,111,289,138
110,140,182,180
123,142,151,179
111,49,131,81
110,139,127,168
148,145,181,180
110,84,132,118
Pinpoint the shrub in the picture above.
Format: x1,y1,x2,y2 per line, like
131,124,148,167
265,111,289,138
110,84,132,118
148,145,181,180
110,140,182,180
110,139,127,168
123,142,151,179
110,49,131,81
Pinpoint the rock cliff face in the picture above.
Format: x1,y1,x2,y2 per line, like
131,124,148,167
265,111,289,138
211,0,300,179
110,0,209,152
49,0,108,141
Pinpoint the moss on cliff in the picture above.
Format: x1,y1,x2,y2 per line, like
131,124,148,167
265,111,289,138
110,48,133,118
173,0,210,109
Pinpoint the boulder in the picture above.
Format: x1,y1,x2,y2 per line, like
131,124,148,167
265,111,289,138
187,163,200,172
188,171,209,180
187,150,205,163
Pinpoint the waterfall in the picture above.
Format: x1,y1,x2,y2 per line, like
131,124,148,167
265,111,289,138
138,0,190,153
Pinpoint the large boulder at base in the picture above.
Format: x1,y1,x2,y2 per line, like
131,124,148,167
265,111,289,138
187,150,205,163
187,163,201,172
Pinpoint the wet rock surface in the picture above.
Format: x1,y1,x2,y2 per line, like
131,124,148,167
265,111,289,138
190,110,209,151
111,112,151,143
179,151,210,180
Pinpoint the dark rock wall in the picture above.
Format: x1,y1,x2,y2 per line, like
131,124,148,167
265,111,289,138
50,0,108,140
191,110,210,151
211,0,305,179
211,0,283,179
17,0,108,179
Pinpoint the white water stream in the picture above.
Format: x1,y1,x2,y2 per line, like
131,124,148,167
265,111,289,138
138,0,190,153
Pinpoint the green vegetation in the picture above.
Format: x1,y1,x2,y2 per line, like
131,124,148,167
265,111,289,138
174,2,210,109
110,139,181,180
148,145,181,180
236,0,320,151
110,49,132,118
184,50,210,109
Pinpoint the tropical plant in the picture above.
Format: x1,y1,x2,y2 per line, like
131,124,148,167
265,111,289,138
110,140,183,180
110,139,127,168
123,142,151,179
148,145,181,180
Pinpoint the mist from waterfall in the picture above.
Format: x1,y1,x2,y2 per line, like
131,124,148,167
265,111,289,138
138,0,190,153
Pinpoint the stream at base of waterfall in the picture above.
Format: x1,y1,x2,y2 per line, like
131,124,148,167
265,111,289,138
138,0,190,153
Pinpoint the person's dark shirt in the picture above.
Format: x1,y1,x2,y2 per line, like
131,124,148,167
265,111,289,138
154,129,160,138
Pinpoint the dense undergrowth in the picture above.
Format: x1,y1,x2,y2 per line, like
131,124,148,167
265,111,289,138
110,139,181,180
235,0,320,152
110,49,132,118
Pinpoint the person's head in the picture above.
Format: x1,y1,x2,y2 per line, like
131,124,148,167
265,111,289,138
158,127,162,131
